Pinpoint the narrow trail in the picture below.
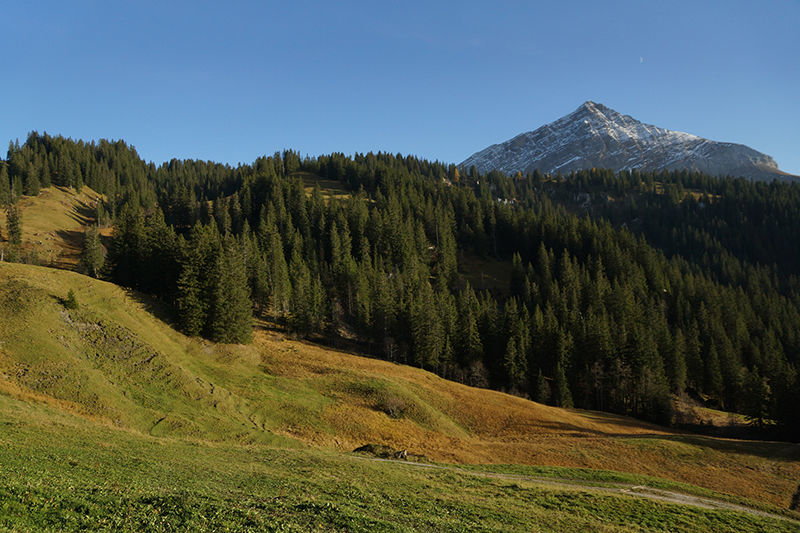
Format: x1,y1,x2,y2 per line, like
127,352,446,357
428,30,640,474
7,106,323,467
353,456,799,525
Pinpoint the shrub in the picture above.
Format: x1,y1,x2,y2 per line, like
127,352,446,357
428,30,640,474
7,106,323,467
64,289,79,310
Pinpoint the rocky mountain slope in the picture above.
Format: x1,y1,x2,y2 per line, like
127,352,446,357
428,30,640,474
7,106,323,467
461,101,798,182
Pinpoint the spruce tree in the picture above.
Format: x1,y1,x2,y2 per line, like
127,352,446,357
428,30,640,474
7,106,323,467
667,329,688,394
266,229,291,317
6,204,21,245
741,369,772,428
11,175,23,199
456,285,483,365
175,225,215,337
704,346,725,406
107,206,146,288
0,164,11,205
410,281,444,369
288,248,314,336
554,361,574,408
64,289,79,310
80,225,105,278
208,235,252,344
176,250,206,336
535,369,551,404
24,166,40,196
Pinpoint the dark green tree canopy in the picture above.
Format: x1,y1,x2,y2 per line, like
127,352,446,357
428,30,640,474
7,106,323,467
5,132,800,436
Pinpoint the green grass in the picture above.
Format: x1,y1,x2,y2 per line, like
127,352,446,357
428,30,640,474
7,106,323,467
0,264,322,445
0,186,104,268
457,463,797,518
0,262,799,531
293,171,353,202
0,396,795,532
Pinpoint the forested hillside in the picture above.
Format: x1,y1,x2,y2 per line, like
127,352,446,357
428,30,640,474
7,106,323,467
2,132,799,436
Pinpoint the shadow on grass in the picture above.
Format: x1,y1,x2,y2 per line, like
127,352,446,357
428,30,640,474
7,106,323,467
527,416,800,463
123,289,177,327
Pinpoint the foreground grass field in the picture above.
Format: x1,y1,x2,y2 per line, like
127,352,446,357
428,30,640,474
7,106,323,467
0,262,799,530
1,393,797,532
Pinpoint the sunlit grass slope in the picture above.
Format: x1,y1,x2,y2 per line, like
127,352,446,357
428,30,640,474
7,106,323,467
0,261,798,525
0,186,104,267
3,395,796,532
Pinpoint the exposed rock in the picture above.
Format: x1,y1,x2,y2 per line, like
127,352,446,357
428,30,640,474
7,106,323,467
461,101,798,182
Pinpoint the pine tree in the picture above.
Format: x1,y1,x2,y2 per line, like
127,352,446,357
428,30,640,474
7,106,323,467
410,281,444,369
176,250,206,336
24,165,40,196
554,361,574,408
288,248,315,336
741,368,772,429
502,298,529,391
64,289,79,310
208,235,252,344
704,345,725,405
141,209,180,295
6,204,21,245
456,285,483,365
372,269,397,359
10,172,22,199
666,329,688,394
0,164,11,205
175,225,216,337
107,205,146,288
244,231,269,313
535,369,551,404
510,252,525,296
266,229,291,317
80,225,105,278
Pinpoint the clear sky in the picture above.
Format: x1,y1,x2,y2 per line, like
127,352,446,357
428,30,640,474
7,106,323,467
2,1,798,173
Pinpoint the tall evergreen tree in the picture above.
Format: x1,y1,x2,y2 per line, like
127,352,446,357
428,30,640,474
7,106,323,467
554,361,574,408
208,235,252,344
175,225,217,337
0,164,11,205
80,225,105,278
410,281,444,369
107,205,146,288
535,369,551,405
6,204,21,245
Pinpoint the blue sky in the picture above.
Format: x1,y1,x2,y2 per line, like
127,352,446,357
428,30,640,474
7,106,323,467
2,1,798,173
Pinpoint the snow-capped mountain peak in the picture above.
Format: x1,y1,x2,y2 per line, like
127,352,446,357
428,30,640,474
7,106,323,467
460,102,795,182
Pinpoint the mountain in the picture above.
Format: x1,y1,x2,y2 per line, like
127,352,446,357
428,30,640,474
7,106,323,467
461,101,798,182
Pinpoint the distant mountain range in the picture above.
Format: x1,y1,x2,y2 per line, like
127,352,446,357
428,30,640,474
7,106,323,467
461,101,798,182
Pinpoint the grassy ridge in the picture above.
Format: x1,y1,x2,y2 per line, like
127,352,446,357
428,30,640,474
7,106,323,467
0,261,799,530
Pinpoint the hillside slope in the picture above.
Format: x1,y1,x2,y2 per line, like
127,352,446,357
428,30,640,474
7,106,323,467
0,262,798,515
0,186,105,267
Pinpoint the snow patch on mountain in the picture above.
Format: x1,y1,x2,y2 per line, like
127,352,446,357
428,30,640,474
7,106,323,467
460,102,795,182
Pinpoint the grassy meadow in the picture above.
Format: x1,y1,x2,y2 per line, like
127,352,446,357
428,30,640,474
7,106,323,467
0,186,106,268
0,256,798,530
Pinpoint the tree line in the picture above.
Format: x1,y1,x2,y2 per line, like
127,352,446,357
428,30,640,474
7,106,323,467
2,133,799,436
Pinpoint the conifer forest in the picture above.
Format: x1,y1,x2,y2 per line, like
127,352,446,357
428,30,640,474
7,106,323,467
3,132,799,435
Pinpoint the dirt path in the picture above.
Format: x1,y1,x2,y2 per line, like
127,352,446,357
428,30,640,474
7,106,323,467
354,456,799,525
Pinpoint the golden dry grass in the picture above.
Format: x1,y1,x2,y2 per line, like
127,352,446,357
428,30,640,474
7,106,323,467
255,331,800,508
1,186,104,267
0,261,797,510
293,171,353,201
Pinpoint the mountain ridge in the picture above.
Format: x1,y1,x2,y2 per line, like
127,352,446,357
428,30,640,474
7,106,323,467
461,102,798,182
